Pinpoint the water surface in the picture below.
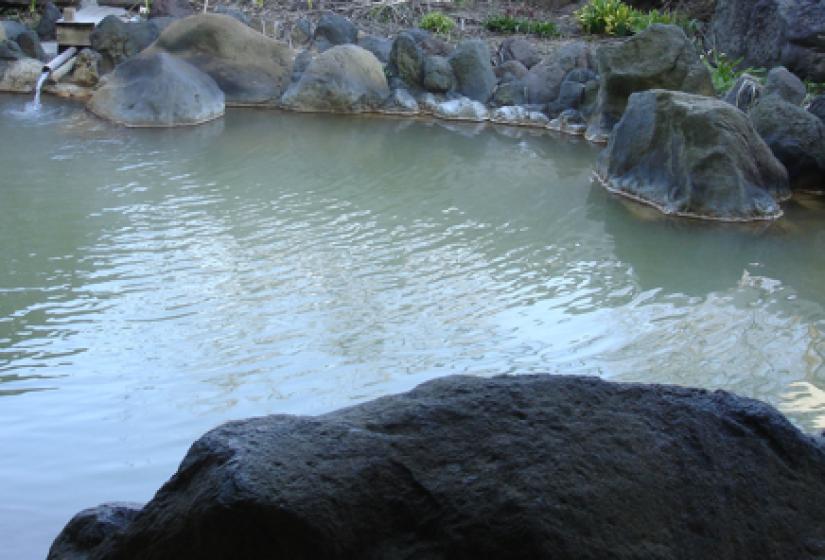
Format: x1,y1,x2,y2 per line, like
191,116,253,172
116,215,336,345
2,95,825,559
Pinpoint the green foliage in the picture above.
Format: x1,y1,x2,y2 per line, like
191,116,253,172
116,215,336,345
484,15,559,38
575,0,695,37
419,11,456,35
700,49,764,94
805,80,825,97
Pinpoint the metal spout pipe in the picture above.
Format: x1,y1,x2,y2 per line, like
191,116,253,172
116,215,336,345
42,47,78,76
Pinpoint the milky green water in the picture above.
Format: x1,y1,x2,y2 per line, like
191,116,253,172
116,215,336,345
2,94,825,559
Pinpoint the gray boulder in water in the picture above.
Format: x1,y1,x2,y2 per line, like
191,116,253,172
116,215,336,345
48,374,825,559
597,90,790,221
587,24,714,142
87,51,225,127
749,94,825,190
149,14,293,106
281,45,389,113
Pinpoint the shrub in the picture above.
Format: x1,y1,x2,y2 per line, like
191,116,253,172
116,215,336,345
484,15,558,38
700,49,764,94
576,0,694,37
419,11,456,34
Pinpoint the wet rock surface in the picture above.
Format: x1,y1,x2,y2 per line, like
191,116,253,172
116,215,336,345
750,94,825,190
587,24,714,142
48,503,141,560
87,51,225,127
281,44,389,113
149,14,293,106
597,90,790,221
49,374,825,560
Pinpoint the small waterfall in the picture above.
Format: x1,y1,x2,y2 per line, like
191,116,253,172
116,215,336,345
30,70,50,110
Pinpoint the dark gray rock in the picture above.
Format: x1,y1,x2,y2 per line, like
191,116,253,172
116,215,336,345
90,16,159,74
36,1,61,41
87,51,225,127
810,95,825,123
281,44,389,113
49,374,825,560
494,59,528,84
750,94,825,190
422,54,453,93
497,37,540,69
71,48,102,87
523,41,591,105
400,27,451,56
547,68,599,115
291,49,313,82
149,14,293,106
448,39,495,103
16,29,45,61
491,81,527,106
313,12,357,50
597,90,790,221
357,35,391,64
290,18,312,47
587,24,714,142
47,503,141,560
712,0,825,82
0,39,23,60
388,31,424,89
764,66,806,105
149,0,193,19
723,73,763,112
0,20,27,42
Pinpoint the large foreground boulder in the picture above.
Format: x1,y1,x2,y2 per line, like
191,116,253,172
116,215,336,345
281,45,389,113
749,94,825,190
712,0,825,82
149,14,293,106
50,374,825,560
597,90,790,221
587,24,714,142
87,52,224,127
90,16,160,74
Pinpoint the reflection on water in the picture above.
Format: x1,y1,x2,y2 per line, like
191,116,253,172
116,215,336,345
1,95,824,559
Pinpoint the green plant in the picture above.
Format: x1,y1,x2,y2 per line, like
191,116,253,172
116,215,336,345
484,15,558,38
700,49,764,93
575,0,694,37
419,11,455,35
575,0,629,35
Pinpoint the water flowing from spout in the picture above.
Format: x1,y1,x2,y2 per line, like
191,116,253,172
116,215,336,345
29,70,50,110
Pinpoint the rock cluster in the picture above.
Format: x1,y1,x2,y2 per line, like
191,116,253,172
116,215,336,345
0,9,821,220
